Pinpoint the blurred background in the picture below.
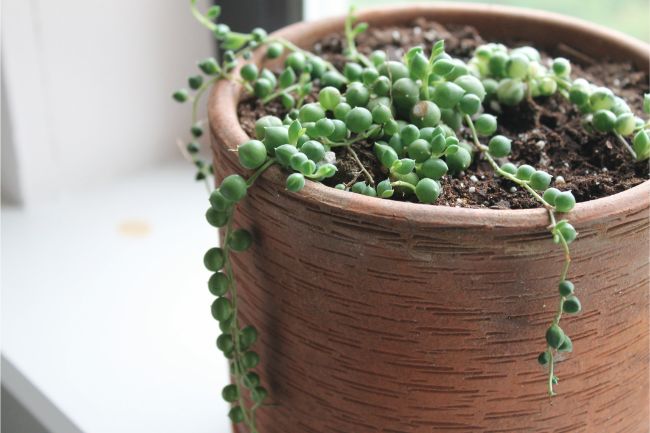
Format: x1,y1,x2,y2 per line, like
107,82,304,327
1,1,647,432
356,0,649,42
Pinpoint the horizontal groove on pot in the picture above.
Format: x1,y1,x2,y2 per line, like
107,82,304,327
209,4,650,433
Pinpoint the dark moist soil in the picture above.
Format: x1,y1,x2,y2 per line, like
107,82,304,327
237,18,649,209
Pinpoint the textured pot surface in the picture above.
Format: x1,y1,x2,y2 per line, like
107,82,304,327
209,4,650,432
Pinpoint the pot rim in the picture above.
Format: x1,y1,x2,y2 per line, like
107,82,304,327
209,2,650,229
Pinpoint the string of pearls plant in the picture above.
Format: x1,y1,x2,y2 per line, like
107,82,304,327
174,3,650,429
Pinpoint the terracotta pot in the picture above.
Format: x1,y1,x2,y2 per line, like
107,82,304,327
208,4,650,432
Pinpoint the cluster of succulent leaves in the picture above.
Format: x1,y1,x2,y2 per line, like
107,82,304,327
175,2,650,428
467,42,650,160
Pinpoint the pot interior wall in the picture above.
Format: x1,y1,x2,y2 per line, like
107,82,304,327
287,5,649,71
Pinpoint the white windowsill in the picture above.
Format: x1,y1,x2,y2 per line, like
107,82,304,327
2,161,231,432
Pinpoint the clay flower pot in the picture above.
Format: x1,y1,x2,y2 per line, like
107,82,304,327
209,4,649,432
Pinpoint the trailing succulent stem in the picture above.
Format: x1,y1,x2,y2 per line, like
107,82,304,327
174,3,650,429
464,114,577,395
205,161,274,429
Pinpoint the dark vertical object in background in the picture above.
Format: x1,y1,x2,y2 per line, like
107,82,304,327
217,0,303,34
1,73,23,205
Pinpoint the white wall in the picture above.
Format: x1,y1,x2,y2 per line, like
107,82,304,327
2,0,214,205
303,0,349,21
